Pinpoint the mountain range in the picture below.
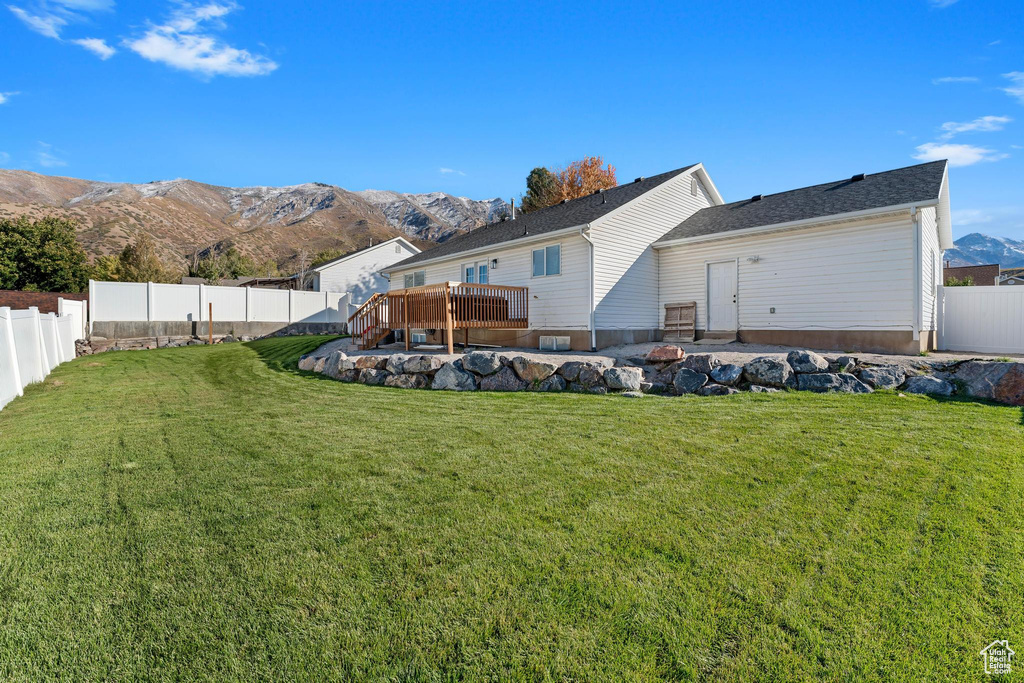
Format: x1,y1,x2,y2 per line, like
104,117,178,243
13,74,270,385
0,169,509,270
943,233,1024,268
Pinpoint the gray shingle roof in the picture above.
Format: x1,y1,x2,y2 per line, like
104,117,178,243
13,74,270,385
656,160,947,244
385,165,695,270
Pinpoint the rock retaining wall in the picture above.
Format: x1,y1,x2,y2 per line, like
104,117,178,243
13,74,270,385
300,345,1024,407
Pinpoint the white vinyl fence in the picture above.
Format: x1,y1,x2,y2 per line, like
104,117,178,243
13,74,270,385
88,280,348,331
0,306,81,411
937,285,1024,354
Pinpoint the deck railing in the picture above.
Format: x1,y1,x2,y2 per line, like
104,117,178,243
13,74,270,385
348,281,529,351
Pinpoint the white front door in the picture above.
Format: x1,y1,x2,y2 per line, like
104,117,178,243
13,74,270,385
707,260,737,331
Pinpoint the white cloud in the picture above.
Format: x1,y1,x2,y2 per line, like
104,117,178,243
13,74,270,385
7,5,66,38
1003,72,1024,105
36,142,66,168
939,115,1012,139
928,0,958,7
439,167,466,176
71,37,115,59
125,3,277,78
932,76,979,84
0,91,18,105
0,152,10,164
913,142,1009,166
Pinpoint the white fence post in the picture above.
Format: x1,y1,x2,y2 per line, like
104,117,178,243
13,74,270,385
246,286,252,322
288,289,295,323
0,307,23,408
146,281,154,321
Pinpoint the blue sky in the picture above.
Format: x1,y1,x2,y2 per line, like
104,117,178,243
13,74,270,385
1,0,1023,239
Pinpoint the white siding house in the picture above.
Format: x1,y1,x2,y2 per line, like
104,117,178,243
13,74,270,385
376,160,952,354
312,237,419,304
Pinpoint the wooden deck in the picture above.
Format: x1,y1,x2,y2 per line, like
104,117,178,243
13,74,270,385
348,282,529,351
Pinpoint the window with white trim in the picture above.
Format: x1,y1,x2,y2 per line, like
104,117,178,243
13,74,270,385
532,244,561,277
462,260,488,284
403,270,425,288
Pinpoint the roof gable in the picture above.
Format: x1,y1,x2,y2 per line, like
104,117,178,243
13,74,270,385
656,160,948,244
312,237,419,272
385,165,696,270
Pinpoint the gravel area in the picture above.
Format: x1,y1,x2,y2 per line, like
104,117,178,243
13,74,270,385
308,337,1021,373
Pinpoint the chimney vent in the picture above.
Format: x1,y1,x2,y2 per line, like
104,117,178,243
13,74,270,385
634,176,645,183
851,173,865,182
750,194,763,202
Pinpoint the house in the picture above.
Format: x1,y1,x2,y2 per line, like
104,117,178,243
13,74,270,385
311,237,420,304
374,160,951,354
180,275,300,289
942,263,1000,286
1000,267,1024,286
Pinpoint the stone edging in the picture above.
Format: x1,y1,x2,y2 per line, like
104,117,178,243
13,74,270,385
299,345,1024,407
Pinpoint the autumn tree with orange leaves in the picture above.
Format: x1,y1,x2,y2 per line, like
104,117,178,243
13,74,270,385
552,156,617,202
519,156,617,213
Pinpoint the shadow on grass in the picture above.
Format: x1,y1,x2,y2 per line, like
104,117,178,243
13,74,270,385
244,335,345,380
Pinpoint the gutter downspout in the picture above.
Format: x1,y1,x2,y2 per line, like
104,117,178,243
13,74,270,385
911,207,921,342
580,224,596,351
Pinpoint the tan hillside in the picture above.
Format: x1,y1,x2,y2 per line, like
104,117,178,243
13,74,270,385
0,169,504,272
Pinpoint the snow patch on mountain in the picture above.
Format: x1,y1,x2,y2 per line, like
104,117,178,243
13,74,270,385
357,190,508,242
945,233,1024,268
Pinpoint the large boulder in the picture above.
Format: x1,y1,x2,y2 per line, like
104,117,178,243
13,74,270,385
312,357,327,373
385,355,411,374
604,367,643,391
403,355,444,374
786,350,830,374
462,351,502,376
355,356,386,370
297,354,316,371
646,345,684,363
479,366,529,392
796,373,872,394
577,365,606,390
323,351,356,379
533,374,568,392
358,368,389,386
828,355,858,373
673,368,708,395
699,384,738,396
384,373,430,389
431,362,478,391
511,356,558,383
749,385,781,394
954,361,1024,405
902,375,954,396
674,353,719,375
709,363,743,386
558,361,587,382
856,366,906,390
743,357,794,388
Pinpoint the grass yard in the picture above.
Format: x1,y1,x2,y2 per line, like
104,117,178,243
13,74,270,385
0,335,1022,681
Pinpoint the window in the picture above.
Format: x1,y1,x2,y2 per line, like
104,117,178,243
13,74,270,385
462,261,488,284
532,244,561,277
690,176,699,196
403,270,425,288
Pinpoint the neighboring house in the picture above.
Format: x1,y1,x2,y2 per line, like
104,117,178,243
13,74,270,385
999,267,1024,286
0,290,87,315
311,237,420,304
380,160,951,354
942,263,999,286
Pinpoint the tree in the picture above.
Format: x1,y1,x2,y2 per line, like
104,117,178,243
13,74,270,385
520,167,558,213
0,216,91,292
552,156,617,202
518,157,618,214
117,234,178,283
945,275,975,286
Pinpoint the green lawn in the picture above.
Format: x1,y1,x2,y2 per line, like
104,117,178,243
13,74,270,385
0,336,1021,681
